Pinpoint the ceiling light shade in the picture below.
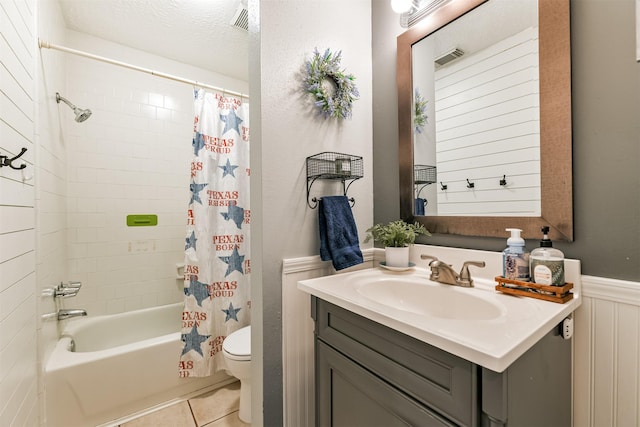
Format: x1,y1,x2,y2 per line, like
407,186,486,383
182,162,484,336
391,0,413,13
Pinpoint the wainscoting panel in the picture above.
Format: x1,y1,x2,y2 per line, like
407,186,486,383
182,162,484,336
281,250,376,426
573,276,640,427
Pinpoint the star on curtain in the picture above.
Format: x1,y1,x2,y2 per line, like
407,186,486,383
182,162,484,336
192,131,205,156
184,277,211,306
185,231,198,251
181,324,210,356
219,159,239,178
220,109,243,135
222,302,242,322
189,182,207,205
218,247,245,277
221,204,245,229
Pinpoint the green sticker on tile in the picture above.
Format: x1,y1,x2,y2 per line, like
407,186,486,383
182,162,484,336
126,214,158,226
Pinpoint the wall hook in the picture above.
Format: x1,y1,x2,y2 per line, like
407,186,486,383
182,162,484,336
440,182,447,191
500,175,507,186
466,179,475,189
0,147,27,170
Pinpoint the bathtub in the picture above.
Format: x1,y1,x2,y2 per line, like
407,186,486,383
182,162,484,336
45,303,233,427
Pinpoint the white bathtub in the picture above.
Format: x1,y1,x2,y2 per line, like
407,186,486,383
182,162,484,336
45,303,232,427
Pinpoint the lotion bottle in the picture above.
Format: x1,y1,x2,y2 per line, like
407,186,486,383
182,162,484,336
502,228,530,281
530,226,565,286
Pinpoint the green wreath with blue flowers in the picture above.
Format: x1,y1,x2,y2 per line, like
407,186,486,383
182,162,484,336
304,48,359,119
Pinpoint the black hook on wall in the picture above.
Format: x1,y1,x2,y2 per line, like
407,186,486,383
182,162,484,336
0,147,27,170
466,179,475,189
440,182,447,191
499,175,507,186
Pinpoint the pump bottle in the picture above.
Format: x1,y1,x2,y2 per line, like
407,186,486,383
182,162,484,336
502,228,530,281
530,226,565,286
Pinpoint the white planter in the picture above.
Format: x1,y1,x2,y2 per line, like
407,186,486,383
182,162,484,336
384,246,410,267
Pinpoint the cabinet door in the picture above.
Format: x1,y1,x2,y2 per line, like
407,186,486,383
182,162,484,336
316,341,456,427
315,298,477,426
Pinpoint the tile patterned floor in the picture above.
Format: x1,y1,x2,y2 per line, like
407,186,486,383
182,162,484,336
120,381,250,427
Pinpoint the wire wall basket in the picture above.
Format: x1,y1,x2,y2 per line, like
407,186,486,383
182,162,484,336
414,164,436,184
306,152,363,208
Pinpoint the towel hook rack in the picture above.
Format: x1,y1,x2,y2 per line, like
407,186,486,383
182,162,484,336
306,152,363,209
0,147,27,170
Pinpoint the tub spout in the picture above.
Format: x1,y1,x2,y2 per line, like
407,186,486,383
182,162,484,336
58,309,87,321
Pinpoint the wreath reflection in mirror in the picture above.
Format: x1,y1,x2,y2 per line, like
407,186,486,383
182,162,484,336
414,88,428,134
304,48,359,119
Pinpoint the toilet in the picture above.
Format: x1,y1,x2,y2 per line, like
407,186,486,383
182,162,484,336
222,325,251,423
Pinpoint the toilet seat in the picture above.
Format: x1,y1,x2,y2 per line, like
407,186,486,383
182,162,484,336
223,326,251,361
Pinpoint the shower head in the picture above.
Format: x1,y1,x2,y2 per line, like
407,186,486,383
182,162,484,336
56,92,92,123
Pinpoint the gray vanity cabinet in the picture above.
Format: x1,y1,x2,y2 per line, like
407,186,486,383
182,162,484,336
312,297,571,427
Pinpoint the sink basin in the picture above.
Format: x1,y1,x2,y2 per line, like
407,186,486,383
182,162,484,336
356,278,504,320
298,259,581,372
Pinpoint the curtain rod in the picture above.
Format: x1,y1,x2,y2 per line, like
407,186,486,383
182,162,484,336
38,40,249,100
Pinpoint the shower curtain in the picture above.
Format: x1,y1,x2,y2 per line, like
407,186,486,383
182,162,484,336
180,89,250,377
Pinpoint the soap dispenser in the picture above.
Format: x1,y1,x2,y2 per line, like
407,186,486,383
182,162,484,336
503,228,530,281
530,226,565,286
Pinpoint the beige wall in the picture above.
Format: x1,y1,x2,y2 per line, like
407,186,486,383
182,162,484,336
251,1,373,424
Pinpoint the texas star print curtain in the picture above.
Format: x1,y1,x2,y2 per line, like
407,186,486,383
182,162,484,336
180,89,250,377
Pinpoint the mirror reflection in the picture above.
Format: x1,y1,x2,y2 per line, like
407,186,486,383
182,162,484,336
412,0,541,217
397,0,573,241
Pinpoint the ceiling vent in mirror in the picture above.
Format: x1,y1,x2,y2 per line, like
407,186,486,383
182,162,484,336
230,4,249,31
434,48,465,66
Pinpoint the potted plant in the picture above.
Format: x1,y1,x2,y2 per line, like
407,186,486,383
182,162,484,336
364,220,430,267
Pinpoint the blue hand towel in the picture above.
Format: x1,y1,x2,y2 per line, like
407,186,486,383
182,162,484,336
318,196,363,271
415,198,426,216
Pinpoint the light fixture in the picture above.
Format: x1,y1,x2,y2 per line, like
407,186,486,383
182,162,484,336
391,0,413,14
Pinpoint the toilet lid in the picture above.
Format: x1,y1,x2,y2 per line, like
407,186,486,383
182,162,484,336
223,325,251,358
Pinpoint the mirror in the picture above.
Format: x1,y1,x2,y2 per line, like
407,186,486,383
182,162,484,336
397,0,573,241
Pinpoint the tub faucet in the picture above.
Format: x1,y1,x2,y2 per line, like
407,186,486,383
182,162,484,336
57,309,87,321
420,255,485,287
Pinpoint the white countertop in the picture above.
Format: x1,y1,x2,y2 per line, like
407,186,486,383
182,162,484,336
298,246,582,372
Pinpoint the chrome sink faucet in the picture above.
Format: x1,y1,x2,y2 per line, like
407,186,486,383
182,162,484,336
420,255,486,287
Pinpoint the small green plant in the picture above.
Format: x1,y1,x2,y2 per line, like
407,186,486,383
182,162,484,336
413,88,428,134
364,220,430,247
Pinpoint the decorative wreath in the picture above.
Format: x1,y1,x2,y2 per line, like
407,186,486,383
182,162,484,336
304,48,359,119
414,88,428,134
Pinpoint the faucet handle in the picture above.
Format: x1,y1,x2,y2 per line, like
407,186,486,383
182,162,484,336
421,256,445,281
53,281,82,298
458,261,486,287
420,254,439,265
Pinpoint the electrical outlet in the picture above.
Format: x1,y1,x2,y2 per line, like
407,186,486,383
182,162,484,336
560,316,573,339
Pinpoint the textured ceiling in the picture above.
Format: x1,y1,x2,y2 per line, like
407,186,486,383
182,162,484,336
58,0,249,81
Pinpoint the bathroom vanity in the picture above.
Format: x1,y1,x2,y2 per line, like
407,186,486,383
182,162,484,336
313,297,570,427
298,249,581,427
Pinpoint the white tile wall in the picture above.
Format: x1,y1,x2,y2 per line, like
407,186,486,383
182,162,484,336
0,0,38,425
36,0,71,422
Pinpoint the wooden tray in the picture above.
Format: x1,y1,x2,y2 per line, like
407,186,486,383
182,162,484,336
495,276,574,304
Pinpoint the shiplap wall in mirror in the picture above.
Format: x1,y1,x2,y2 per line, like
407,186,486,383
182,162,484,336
398,0,573,240
413,9,541,216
